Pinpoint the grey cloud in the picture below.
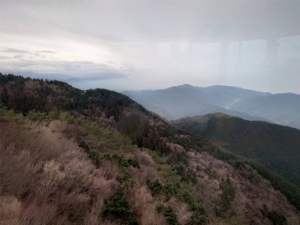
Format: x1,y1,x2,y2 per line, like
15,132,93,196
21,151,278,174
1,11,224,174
3,48,31,54
34,52,45,58
119,63,135,70
4,1,300,44
36,50,56,53
2,1,300,46
60,1,300,42
1,59,122,76
66,72,129,82
0,56,10,59
14,55,23,59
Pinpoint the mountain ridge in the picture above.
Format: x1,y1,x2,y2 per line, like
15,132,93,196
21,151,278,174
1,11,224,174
123,84,300,130
172,113,300,188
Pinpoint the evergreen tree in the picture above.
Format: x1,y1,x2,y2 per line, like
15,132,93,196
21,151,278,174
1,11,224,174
0,87,9,106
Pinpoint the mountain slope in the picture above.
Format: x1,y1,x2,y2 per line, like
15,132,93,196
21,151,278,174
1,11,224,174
123,85,267,122
123,84,300,130
172,113,300,188
1,73,300,225
230,93,300,129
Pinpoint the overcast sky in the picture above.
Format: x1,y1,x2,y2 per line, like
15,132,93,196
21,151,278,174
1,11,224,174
1,0,300,93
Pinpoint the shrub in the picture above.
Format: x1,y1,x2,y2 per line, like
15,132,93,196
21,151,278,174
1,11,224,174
103,187,139,225
79,141,90,153
204,164,217,180
156,204,180,225
175,166,197,184
189,207,209,225
116,168,131,184
88,150,101,167
261,204,287,225
156,204,164,213
220,178,235,210
111,154,140,169
128,156,140,169
267,210,287,225
79,141,101,166
248,169,261,184
118,156,130,168
147,179,163,196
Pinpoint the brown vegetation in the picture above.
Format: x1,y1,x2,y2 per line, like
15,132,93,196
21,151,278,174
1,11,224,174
1,74,299,225
187,151,299,225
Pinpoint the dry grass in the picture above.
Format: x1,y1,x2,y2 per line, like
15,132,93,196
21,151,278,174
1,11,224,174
20,201,57,225
132,186,167,225
127,150,160,186
167,197,192,225
0,118,165,225
0,196,21,225
0,143,40,198
0,120,123,224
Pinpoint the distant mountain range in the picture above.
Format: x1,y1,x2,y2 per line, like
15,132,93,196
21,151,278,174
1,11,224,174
123,84,300,130
172,113,300,188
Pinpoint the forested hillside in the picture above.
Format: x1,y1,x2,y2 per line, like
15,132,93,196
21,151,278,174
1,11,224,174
172,113,300,188
0,73,299,225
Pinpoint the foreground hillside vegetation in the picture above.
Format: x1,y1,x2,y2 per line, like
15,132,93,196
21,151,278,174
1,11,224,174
0,73,299,225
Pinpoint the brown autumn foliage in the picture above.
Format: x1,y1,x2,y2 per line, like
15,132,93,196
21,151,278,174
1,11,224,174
1,115,299,224
187,151,300,225
0,119,172,225
0,75,299,225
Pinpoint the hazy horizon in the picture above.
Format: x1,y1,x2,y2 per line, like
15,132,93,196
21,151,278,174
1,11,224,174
1,70,299,95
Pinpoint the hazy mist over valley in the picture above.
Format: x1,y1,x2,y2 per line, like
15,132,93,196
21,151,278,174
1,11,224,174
123,84,300,130
1,0,300,225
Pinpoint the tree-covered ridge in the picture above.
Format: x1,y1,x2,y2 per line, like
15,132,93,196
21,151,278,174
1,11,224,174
172,113,300,188
0,73,299,224
0,72,146,120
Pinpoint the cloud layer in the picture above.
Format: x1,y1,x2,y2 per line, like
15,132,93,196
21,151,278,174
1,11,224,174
0,0,300,93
